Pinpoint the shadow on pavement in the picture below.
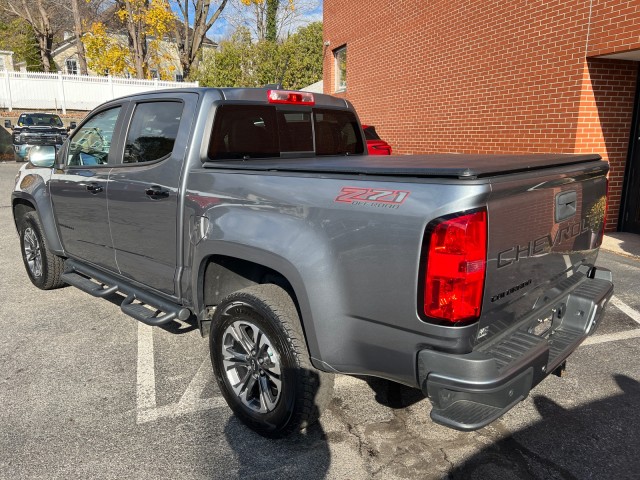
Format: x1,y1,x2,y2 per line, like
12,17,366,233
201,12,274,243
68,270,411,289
223,418,330,479
222,369,331,479
362,376,425,409
447,374,640,479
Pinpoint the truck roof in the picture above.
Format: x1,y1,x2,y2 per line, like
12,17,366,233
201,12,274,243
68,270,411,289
115,87,352,109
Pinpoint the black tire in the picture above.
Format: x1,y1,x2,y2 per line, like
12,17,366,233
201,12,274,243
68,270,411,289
210,284,334,438
18,211,65,290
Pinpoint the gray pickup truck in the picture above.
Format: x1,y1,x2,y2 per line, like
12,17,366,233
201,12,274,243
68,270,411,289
12,88,613,437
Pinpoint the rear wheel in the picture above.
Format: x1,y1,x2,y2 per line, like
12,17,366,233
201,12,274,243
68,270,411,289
210,284,334,438
19,211,65,289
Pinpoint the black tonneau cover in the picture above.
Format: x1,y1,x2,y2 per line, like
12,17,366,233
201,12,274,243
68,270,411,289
203,154,603,179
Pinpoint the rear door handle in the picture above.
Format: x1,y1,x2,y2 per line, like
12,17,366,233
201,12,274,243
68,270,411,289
145,186,170,199
86,183,103,194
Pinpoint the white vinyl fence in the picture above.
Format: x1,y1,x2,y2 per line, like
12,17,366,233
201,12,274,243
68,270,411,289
0,70,198,113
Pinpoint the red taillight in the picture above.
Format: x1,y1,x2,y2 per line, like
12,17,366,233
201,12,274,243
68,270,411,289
267,89,315,105
423,210,487,323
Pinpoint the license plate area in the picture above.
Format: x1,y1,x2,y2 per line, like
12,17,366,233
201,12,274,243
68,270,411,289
529,311,554,338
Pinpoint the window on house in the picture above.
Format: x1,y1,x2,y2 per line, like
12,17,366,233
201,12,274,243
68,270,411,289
175,73,184,82
66,58,78,75
150,69,159,79
334,46,347,92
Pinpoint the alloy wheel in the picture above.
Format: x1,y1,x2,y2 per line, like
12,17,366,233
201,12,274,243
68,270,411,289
221,320,282,414
23,227,43,278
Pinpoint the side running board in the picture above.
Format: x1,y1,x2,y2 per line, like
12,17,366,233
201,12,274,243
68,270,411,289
61,260,190,326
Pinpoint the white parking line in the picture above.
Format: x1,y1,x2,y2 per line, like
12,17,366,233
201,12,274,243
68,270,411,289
136,323,156,411
135,295,640,423
611,296,640,325
137,356,227,423
136,324,226,424
580,296,640,346
582,328,640,346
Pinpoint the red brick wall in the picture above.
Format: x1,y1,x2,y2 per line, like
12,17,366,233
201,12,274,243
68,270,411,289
588,0,640,56
324,0,640,231
574,59,637,230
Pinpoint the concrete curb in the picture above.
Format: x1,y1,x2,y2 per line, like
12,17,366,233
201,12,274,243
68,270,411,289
602,233,640,259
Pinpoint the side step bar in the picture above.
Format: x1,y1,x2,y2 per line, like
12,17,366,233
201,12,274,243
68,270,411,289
61,260,190,326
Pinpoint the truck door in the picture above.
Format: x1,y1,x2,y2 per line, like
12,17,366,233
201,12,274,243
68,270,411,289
107,94,196,297
49,104,126,272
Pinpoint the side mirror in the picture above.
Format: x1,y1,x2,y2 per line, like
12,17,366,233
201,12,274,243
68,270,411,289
69,121,77,130
4,120,11,129
28,145,57,168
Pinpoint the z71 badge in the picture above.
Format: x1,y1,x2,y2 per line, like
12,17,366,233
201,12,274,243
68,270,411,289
335,187,410,209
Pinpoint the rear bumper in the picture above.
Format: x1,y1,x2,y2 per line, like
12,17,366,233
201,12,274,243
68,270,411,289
418,268,613,431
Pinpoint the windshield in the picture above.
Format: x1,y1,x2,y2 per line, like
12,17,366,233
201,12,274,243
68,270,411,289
208,105,364,160
18,113,64,128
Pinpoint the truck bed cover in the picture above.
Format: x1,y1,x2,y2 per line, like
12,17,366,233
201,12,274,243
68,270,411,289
204,153,603,179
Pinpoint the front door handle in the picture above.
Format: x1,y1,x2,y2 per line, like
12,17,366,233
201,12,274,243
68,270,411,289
145,186,170,199
86,183,103,194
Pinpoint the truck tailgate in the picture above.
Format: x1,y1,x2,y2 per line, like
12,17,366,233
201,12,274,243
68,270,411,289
478,158,609,345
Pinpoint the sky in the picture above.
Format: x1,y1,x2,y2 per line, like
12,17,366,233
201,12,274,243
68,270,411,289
206,0,323,42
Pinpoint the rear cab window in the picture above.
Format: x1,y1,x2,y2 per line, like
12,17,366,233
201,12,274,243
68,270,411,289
208,104,364,161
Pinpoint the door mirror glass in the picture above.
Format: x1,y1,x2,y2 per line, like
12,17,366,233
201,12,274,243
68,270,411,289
69,121,77,130
4,120,11,129
28,145,57,168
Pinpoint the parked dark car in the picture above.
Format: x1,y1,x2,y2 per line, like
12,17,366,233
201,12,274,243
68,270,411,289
5,112,75,162
362,124,392,155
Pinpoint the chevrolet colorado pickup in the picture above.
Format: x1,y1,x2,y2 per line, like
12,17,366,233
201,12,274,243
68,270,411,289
12,88,613,437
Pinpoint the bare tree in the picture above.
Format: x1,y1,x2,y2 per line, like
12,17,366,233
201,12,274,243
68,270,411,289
69,0,88,74
225,0,318,42
170,0,228,79
117,0,148,78
0,0,68,72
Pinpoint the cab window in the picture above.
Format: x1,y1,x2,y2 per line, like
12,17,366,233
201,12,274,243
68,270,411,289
208,105,364,160
123,102,183,164
67,107,121,166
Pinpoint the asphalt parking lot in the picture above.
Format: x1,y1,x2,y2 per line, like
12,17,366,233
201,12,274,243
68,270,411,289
1,161,639,479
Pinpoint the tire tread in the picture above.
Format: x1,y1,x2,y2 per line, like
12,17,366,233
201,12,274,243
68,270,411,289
20,211,65,290
211,284,334,437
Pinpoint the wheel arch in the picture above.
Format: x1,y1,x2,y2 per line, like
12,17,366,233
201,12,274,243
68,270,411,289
12,190,64,255
12,198,36,228
196,253,322,366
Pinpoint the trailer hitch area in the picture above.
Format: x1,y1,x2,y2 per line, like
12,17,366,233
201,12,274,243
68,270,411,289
552,361,567,378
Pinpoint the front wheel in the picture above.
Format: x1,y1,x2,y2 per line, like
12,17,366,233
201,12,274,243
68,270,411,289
210,284,334,438
19,211,65,289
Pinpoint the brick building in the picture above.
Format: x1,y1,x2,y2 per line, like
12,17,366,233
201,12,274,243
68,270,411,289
323,0,640,233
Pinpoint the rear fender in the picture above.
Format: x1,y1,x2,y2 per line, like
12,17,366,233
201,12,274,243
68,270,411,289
191,210,344,366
